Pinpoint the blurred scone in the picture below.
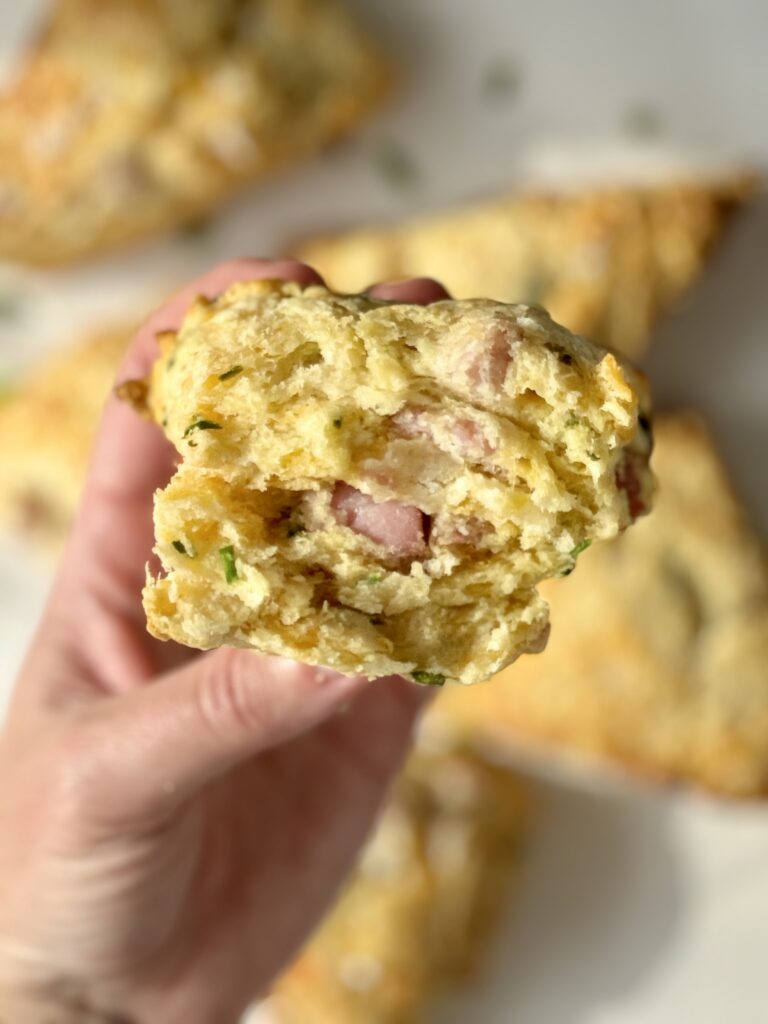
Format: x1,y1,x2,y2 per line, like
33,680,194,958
0,325,129,553
0,0,389,265
297,176,752,359
435,414,768,796
142,280,653,684
271,738,529,1024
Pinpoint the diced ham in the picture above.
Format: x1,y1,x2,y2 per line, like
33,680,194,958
391,405,496,458
452,417,495,457
458,325,515,393
331,482,428,558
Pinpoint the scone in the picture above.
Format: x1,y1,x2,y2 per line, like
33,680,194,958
434,414,768,795
296,176,753,359
271,737,529,1024
0,0,389,266
0,325,130,553
141,280,653,685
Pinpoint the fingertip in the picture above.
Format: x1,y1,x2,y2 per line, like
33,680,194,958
366,277,450,305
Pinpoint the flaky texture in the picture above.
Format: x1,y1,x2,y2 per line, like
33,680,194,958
296,176,753,359
0,325,130,554
0,0,389,266
271,737,529,1024
435,414,768,796
143,281,652,685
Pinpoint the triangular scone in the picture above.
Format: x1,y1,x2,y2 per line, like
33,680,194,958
0,325,131,554
435,414,768,796
296,177,753,359
0,0,389,266
142,281,653,685
271,738,528,1024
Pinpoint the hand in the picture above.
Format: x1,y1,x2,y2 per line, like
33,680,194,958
0,262,449,1024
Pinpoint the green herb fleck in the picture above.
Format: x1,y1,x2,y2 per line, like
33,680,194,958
622,104,663,138
219,545,238,583
287,524,307,538
482,58,522,100
374,141,420,190
365,574,383,585
411,671,446,687
172,539,189,555
179,215,214,241
0,291,21,321
332,417,343,428
183,418,222,438
588,452,600,462
219,365,244,382
565,412,584,429
570,540,592,558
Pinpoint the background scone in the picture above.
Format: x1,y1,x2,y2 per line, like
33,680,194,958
143,280,653,685
0,0,389,266
0,325,130,554
296,176,753,359
271,737,529,1024
435,414,768,795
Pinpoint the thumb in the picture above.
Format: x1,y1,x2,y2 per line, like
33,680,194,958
86,649,371,814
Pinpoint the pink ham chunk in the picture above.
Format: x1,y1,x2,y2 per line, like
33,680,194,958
459,325,515,393
331,482,428,558
391,406,496,458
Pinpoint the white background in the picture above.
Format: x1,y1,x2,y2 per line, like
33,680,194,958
1,2,768,1021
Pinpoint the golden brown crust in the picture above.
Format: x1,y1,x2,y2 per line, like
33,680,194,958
0,325,131,554
296,177,755,359
434,413,768,796
271,738,529,1024
0,0,390,266
143,281,652,684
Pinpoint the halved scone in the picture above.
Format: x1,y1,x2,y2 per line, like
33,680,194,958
142,281,653,684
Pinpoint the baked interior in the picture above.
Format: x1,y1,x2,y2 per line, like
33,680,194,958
296,175,754,359
0,0,389,265
435,413,768,794
142,280,653,685
271,734,529,1024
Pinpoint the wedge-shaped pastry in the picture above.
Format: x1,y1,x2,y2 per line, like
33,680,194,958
0,0,389,266
142,280,653,685
271,738,529,1024
297,176,753,359
0,325,130,553
435,414,768,795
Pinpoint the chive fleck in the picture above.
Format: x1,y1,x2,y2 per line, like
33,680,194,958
622,103,662,138
0,291,21,321
570,540,592,558
411,671,446,687
219,545,238,583
183,418,222,438
172,539,189,555
481,58,522,101
219,365,244,382
565,412,583,429
365,574,383,585
332,417,343,428
287,524,307,538
373,141,420,189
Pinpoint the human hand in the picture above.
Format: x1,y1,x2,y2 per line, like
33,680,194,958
0,262,449,1023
